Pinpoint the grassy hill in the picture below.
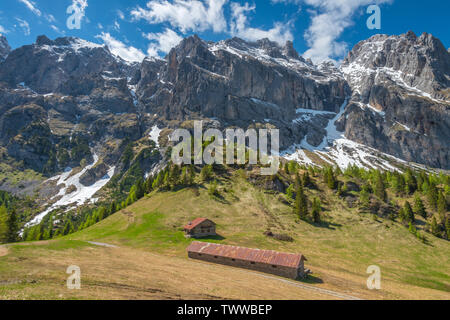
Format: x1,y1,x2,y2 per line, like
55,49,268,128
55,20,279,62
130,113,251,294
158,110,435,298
1,166,449,300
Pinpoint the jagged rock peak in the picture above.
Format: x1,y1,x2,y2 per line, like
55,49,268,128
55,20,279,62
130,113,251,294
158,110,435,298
283,40,300,59
0,34,11,61
343,31,450,98
36,35,52,46
168,34,211,62
35,35,105,50
209,36,306,64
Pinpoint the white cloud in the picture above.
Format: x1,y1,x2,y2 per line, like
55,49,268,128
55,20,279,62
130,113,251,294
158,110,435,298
50,25,65,35
271,0,301,4
117,10,125,20
131,0,227,33
302,0,392,63
97,32,146,62
47,14,56,23
18,0,58,23
229,2,294,45
0,25,7,34
131,1,294,46
18,0,41,16
16,18,31,36
114,21,120,31
144,28,183,56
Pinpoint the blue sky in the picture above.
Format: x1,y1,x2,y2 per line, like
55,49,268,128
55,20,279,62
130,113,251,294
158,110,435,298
0,0,448,63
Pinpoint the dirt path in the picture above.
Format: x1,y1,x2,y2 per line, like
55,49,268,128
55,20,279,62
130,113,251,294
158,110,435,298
0,245,8,257
86,241,119,248
251,272,363,300
194,260,362,300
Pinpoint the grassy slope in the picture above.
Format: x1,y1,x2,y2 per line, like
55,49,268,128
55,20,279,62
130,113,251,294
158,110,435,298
0,171,449,300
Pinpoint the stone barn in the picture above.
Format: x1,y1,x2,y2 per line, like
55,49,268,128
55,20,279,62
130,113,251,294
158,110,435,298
187,242,307,279
183,218,217,238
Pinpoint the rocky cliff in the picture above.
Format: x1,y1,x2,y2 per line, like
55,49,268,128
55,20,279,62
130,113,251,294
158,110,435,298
341,32,450,168
0,32,448,206
0,35,10,61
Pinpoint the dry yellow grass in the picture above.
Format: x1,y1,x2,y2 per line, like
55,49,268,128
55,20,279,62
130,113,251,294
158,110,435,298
0,243,337,300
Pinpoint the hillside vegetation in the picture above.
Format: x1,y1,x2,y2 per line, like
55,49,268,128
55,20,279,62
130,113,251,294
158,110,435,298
1,162,449,300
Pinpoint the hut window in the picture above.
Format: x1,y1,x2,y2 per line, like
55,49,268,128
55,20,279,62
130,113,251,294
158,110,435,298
198,254,202,256
272,265,277,268
250,262,255,265
232,259,236,261
214,256,218,259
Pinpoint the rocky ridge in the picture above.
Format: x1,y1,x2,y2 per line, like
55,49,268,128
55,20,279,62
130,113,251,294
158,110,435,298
0,31,448,224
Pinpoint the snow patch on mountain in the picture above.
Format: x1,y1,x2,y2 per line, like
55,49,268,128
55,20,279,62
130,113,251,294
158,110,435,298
149,125,162,147
341,61,449,104
25,154,115,227
283,98,410,171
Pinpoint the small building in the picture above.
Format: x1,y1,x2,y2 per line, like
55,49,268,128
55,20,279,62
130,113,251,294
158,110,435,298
187,241,307,279
184,218,217,238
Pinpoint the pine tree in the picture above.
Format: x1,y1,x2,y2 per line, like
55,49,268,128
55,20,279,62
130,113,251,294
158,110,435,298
109,201,117,215
403,201,415,223
0,206,8,243
127,185,138,205
135,179,145,199
413,195,427,219
302,172,311,188
308,166,314,178
311,198,321,223
208,180,219,197
181,167,188,186
437,191,447,215
430,216,440,237
152,172,162,189
294,185,308,219
46,219,54,239
169,165,181,186
42,229,51,240
325,168,337,190
391,172,405,195
6,209,19,243
62,220,74,236
295,173,302,189
288,161,297,175
360,189,370,208
408,222,417,236
98,207,107,221
189,165,196,185
374,172,387,202
25,226,37,241
445,218,450,239
427,183,438,209
404,169,417,195
286,184,294,199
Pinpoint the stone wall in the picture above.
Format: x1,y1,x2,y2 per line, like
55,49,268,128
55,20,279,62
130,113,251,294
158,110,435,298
188,251,303,279
186,222,216,238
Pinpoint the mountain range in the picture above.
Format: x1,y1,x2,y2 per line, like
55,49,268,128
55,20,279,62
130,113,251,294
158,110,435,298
0,31,448,224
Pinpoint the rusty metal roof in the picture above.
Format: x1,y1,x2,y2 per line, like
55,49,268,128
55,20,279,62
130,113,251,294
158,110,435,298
187,242,306,268
184,218,214,230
